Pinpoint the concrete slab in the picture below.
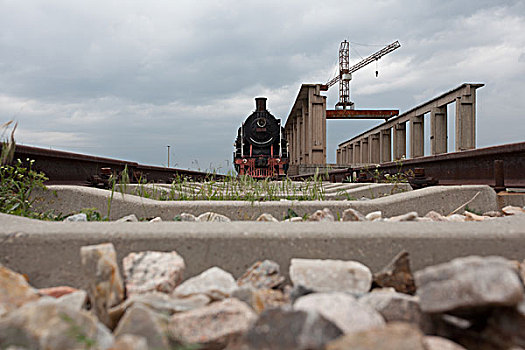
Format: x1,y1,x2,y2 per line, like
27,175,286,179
1,213,524,290
31,185,497,221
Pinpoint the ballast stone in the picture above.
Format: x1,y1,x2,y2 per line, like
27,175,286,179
237,260,285,290
415,255,524,313
290,258,372,295
294,292,385,334
173,266,237,300
308,208,335,222
325,322,427,350
342,208,366,221
233,307,343,350
0,298,114,350
168,298,256,348
63,213,87,222
109,291,210,324
424,336,467,350
80,243,124,328
373,250,416,295
197,212,231,222
0,265,40,318
359,290,432,333
116,214,139,222
113,303,170,350
122,250,185,295
112,334,149,350
255,213,279,222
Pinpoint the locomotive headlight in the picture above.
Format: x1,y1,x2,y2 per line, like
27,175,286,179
243,159,247,163
256,118,267,128
276,158,280,163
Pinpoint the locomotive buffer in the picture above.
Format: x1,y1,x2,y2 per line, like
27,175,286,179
321,40,401,121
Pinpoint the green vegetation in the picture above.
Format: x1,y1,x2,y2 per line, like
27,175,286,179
121,172,327,202
0,121,58,220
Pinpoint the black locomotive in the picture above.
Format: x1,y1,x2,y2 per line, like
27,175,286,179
234,97,289,178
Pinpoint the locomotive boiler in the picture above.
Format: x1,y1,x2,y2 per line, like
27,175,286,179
233,97,289,178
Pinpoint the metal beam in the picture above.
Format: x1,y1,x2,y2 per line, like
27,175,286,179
326,109,399,120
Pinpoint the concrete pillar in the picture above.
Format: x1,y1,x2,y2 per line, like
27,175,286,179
341,147,346,165
410,115,424,158
336,149,341,164
431,106,447,155
360,138,369,164
347,144,353,164
393,123,406,160
380,128,392,163
370,133,380,164
295,117,300,164
301,104,309,164
455,87,476,151
353,142,361,164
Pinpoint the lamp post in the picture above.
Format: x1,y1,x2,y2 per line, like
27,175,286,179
166,145,170,168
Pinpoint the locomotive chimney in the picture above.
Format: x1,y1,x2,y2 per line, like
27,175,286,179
255,97,267,112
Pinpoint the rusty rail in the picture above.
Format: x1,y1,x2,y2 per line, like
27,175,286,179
290,142,525,189
7,144,221,185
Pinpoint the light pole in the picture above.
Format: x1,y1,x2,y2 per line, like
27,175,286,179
166,145,170,168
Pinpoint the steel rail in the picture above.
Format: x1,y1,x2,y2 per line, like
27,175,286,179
290,142,525,189
6,144,221,185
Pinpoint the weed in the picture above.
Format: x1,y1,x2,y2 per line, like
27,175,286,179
79,208,105,221
0,158,49,218
60,313,97,349
464,205,483,216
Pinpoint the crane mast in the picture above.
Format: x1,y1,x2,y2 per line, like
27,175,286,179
322,40,401,109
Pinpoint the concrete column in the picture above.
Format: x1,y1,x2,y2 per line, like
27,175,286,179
410,115,424,158
455,88,476,151
302,101,310,164
380,128,392,163
353,142,361,164
393,123,406,160
431,106,447,155
336,149,341,164
295,117,300,164
347,144,353,164
341,147,346,165
360,138,369,164
370,133,380,164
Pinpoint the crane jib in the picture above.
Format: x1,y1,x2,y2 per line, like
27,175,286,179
325,40,401,88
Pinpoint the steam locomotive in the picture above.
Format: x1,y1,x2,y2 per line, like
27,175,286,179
233,97,289,178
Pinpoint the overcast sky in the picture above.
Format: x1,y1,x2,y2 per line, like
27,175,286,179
1,0,524,172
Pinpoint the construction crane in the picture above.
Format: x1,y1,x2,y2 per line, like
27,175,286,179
321,40,401,110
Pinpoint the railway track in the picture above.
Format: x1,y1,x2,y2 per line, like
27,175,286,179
5,142,524,189
9,144,220,185
291,142,525,190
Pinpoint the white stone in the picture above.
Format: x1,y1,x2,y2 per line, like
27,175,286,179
388,211,418,222
116,214,139,222
197,212,231,222
63,213,87,222
256,213,279,222
365,211,382,221
149,217,162,222
294,292,384,334
123,251,185,296
173,266,237,300
502,205,525,216
342,208,366,221
290,258,372,295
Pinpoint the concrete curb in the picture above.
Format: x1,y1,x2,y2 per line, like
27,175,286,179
32,185,498,220
1,213,524,289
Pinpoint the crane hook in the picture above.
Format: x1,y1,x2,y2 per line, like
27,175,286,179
375,59,379,77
